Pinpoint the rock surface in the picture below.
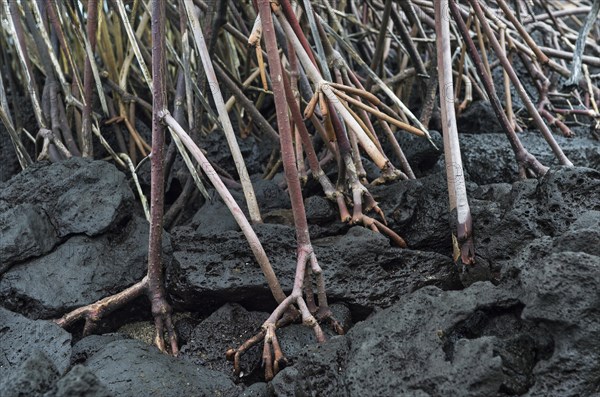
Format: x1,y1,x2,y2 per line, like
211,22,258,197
457,100,504,134
509,211,600,396
459,132,600,185
180,303,269,380
0,158,168,319
84,339,237,397
43,365,113,397
0,146,598,396
0,158,134,276
270,262,595,397
0,203,58,274
268,169,600,396
167,223,460,316
394,129,443,176
0,216,153,318
181,303,352,383
0,350,60,397
0,308,72,377
0,158,133,238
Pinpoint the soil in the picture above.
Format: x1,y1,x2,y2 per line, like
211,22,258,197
1,105,599,396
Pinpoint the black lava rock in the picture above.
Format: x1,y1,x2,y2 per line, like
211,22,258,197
43,365,112,397
0,350,60,397
0,308,72,379
167,223,460,316
85,339,237,396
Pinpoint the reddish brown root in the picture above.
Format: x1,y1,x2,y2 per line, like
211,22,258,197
54,275,179,356
151,300,179,356
345,182,406,247
54,277,148,331
227,245,344,380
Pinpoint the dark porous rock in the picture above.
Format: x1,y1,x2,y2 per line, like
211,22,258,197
520,251,600,396
191,195,241,236
276,322,335,366
0,158,133,237
459,134,516,185
186,303,353,386
167,223,460,316
553,210,600,257
0,308,71,379
470,179,540,267
43,365,112,397
459,132,600,185
71,334,129,366
181,303,350,387
0,350,59,397
173,313,201,345
371,172,451,253
329,302,353,332
368,167,597,285
241,382,268,396
166,224,292,314
85,339,236,397
304,195,336,224
0,158,134,275
274,303,352,365
361,155,381,182
372,164,585,262
262,208,295,226
181,303,269,380
313,227,461,312
457,100,504,134
472,167,600,268
0,128,21,183
394,129,443,176
0,203,58,274
270,196,600,396
507,214,600,396
440,303,553,395
252,177,291,212
535,167,600,233
269,336,351,397
0,216,154,318
271,283,553,396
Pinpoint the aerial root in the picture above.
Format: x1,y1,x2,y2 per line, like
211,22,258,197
342,182,407,247
152,304,179,356
228,300,341,381
227,246,343,381
54,275,179,356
